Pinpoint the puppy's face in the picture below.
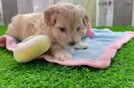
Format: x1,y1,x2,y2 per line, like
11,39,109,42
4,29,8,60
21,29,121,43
44,3,89,48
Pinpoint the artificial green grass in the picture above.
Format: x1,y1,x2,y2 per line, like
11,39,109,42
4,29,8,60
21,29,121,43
0,25,134,88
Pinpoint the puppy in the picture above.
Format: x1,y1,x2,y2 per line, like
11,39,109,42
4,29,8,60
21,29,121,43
6,3,90,60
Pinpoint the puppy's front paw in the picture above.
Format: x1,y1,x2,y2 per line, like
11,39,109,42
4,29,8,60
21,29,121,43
74,42,89,50
54,51,72,61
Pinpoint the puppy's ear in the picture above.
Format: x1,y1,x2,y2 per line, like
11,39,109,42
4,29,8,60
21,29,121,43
83,14,89,27
76,5,89,26
44,6,59,26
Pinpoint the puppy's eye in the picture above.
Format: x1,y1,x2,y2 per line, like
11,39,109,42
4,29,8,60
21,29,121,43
59,27,66,33
77,27,80,32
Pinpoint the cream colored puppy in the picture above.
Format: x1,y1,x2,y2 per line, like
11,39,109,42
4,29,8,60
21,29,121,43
6,3,89,60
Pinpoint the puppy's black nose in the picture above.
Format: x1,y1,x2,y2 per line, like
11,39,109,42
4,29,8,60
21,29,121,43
69,41,76,46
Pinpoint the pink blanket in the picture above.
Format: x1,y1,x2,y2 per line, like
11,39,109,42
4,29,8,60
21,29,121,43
0,29,134,69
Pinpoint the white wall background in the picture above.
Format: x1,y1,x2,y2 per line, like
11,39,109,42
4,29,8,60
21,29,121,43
0,0,134,26
96,0,114,26
132,0,134,26
0,0,3,24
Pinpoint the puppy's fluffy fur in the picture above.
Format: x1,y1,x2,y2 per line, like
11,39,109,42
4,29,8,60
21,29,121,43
6,3,89,60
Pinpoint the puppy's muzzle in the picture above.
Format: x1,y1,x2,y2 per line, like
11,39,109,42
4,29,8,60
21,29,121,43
68,41,76,46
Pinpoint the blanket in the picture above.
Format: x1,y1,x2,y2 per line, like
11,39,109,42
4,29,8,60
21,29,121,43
0,28,134,69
